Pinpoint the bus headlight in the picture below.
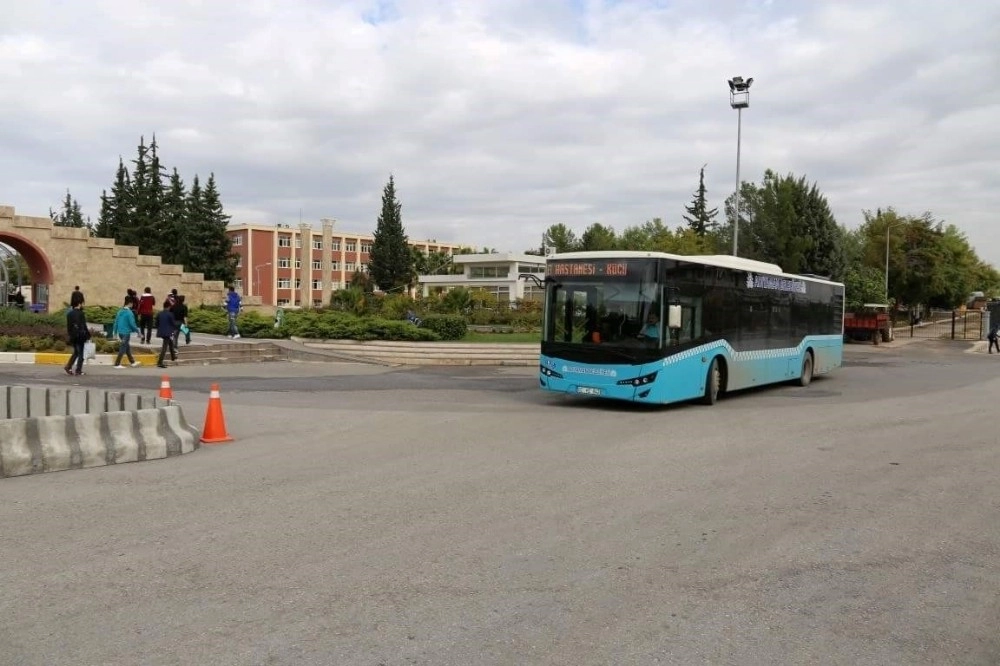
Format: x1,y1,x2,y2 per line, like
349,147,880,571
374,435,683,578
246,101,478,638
617,371,658,387
540,364,564,379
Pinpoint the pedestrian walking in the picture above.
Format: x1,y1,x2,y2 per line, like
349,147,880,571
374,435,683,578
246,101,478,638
225,286,242,339
112,296,142,368
70,285,85,308
63,300,90,376
164,288,178,310
137,287,156,344
170,294,190,347
989,323,1000,354
155,302,177,368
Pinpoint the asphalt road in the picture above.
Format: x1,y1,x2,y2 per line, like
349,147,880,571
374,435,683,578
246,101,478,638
1,342,999,665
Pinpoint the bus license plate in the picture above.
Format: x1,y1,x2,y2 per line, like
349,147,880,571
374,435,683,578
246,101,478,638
577,386,601,396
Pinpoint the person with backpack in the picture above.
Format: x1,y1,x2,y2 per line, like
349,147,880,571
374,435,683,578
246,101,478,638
170,294,190,347
63,300,90,376
155,302,177,369
989,322,1000,354
225,286,242,339
137,287,156,344
112,295,141,368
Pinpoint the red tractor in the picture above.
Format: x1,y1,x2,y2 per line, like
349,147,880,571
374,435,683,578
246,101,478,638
844,303,893,345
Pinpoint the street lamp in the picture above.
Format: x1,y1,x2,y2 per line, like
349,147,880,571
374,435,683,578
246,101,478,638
728,75,753,256
254,262,271,298
884,222,905,303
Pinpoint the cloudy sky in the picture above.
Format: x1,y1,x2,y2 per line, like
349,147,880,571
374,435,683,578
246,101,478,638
1,0,998,263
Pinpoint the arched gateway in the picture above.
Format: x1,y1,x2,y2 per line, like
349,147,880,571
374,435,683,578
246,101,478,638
0,204,226,312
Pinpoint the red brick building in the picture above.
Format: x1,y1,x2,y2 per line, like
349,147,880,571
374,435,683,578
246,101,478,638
226,219,465,307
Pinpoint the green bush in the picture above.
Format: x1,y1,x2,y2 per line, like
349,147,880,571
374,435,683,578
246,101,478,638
83,305,118,325
421,314,467,340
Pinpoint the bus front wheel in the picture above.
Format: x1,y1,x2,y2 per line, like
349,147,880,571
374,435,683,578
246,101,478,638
701,358,722,405
798,352,814,387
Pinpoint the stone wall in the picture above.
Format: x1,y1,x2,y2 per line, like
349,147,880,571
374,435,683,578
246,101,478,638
0,204,226,308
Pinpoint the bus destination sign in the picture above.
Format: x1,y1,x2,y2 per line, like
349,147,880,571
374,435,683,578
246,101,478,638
549,260,630,277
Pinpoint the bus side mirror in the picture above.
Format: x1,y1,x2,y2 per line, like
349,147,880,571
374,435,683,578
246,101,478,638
667,304,682,329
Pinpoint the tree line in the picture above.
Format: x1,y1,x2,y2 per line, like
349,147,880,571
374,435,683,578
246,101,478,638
49,136,237,285
536,167,999,312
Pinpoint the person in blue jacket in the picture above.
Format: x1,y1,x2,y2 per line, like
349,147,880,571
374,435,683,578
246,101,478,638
155,301,177,369
112,295,141,368
225,286,242,339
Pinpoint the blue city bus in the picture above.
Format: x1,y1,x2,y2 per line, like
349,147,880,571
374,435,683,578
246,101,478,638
537,251,845,405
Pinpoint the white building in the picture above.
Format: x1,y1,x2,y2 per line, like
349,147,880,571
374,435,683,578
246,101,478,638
417,253,546,303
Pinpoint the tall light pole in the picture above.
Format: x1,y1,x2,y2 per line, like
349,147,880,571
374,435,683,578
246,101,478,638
254,262,271,299
884,222,905,303
728,75,753,257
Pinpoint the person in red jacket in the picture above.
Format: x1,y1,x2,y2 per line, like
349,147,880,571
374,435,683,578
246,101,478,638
137,286,156,344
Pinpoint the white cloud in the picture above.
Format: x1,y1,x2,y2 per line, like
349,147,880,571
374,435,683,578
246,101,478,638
0,0,998,264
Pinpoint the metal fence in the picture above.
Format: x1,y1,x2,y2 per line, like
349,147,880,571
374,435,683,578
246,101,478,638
894,309,985,341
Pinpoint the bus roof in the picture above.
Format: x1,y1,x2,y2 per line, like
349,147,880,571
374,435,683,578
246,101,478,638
548,250,844,286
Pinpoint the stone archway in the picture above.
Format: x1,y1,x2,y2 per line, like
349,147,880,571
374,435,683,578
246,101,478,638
0,232,55,311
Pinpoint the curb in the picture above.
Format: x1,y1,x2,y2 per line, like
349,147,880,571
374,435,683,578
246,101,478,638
0,385,200,478
0,352,160,366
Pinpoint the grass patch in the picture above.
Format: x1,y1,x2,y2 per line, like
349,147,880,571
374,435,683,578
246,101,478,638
462,331,541,343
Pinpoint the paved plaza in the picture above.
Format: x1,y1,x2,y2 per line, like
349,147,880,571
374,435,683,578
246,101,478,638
1,341,999,665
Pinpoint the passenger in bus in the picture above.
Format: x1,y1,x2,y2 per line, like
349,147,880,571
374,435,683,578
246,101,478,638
583,305,601,343
637,312,661,342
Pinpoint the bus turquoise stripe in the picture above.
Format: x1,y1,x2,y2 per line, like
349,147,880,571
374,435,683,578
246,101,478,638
540,334,842,404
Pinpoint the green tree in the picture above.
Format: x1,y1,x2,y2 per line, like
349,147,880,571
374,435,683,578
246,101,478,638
542,223,579,253
49,190,91,232
367,175,412,292
682,165,719,237
121,136,150,250
161,168,188,266
579,223,617,250
725,170,843,278
183,173,236,284
94,158,132,240
139,135,168,256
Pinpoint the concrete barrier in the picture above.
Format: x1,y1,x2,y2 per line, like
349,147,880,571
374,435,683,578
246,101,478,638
0,385,199,478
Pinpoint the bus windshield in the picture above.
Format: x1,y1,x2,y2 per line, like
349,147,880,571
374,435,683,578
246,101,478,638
544,258,662,350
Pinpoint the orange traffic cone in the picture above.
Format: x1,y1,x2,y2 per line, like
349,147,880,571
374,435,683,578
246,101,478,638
200,383,233,444
159,375,174,400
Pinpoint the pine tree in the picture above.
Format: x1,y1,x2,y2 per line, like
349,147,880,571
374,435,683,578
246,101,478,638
122,137,149,249
183,174,207,273
94,158,132,240
138,135,167,256
161,168,188,267
683,165,719,237
49,190,91,231
367,175,412,292
197,173,237,284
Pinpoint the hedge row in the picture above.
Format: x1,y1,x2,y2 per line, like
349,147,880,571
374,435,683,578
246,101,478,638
2,305,473,343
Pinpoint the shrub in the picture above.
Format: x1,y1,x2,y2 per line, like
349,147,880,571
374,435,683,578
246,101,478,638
421,314,467,340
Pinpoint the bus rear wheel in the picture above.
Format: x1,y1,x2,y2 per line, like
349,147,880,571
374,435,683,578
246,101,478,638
701,358,722,405
798,353,814,387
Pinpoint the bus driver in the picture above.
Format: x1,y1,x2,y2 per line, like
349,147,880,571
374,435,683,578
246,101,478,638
637,312,661,342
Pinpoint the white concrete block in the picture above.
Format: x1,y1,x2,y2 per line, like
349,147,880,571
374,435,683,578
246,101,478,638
136,409,166,460
106,391,125,412
88,389,107,413
9,386,28,419
163,405,198,454
104,411,138,463
47,388,69,416
0,386,8,419
0,419,34,477
68,390,89,415
123,393,141,412
72,415,108,469
28,387,48,418
37,416,73,472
